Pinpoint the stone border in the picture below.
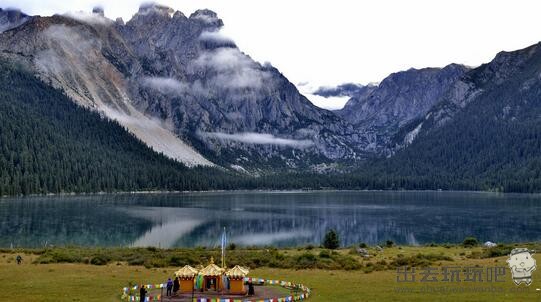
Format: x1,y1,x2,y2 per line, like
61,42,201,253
122,277,311,301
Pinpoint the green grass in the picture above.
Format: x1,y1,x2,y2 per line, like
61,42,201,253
0,245,540,301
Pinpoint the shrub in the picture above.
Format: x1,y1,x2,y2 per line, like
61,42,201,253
319,250,331,258
483,245,512,258
169,255,186,266
295,253,317,269
127,256,145,266
332,254,362,270
323,229,340,250
90,255,110,265
363,262,375,273
385,240,394,248
390,253,452,268
463,237,479,248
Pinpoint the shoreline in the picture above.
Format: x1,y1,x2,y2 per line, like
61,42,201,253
2,241,539,253
2,188,537,199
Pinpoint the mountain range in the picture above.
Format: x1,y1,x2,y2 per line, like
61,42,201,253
1,4,541,194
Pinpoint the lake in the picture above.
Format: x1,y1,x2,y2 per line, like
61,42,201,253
1,191,540,248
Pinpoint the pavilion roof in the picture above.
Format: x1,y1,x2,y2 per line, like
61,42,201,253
199,263,224,276
174,265,198,278
225,265,249,278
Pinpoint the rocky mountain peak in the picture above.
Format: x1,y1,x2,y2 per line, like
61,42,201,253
336,63,469,154
92,6,104,17
0,8,30,33
172,11,187,20
190,9,217,18
137,3,174,17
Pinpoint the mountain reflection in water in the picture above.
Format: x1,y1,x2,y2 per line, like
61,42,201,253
0,191,540,248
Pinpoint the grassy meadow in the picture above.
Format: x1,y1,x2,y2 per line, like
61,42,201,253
0,244,540,301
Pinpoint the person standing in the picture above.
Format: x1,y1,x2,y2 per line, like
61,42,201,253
140,285,147,302
166,278,173,297
16,255,22,265
173,277,180,295
248,280,255,296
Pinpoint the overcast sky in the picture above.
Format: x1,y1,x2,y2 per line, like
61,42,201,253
2,0,541,109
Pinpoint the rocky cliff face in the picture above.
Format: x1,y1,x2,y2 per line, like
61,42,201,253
0,12,214,167
336,64,469,154
380,41,541,190
393,42,541,151
0,4,362,171
0,8,30,33
118,5,361,167
4,3,534,174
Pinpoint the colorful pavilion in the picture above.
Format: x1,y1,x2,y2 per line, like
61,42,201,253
225,265,249,294
198,257,225,291
174,265,199,293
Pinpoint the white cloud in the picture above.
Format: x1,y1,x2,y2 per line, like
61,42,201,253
200,132,314,148
63,10,113,25
136,3,173,17
140,76,211,97
192,48,273,89
194,47,251,71
296,82,350,110
190,11,218,23
303,94,350,111
199,30,234,45
140,76,186,94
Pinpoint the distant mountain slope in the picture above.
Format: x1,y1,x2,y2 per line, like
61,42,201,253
0,12,214,167
0,4,362,172
371,42,541,192
3,4,541,193
336,64,468,154
0,60,231,195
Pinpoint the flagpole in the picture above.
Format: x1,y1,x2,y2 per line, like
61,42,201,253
221,227,226,269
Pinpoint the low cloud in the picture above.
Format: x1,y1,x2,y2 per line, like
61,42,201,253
304,94,351,110
199,30,235,45
137,3,174,17
140,76,209,97
296,81,351,110
200,132,314,148
192,48,273,89
141,48,273,97
194,48,252,71
299,82,379,110
190,12,219,24
312,83,368,98
140,76,186,95
63,11,112,25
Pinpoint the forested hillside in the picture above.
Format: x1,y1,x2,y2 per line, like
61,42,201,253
366,44,541,192
0,61,237,195
3,40,541,195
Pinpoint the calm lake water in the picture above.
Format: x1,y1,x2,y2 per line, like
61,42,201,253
1,191,540,248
